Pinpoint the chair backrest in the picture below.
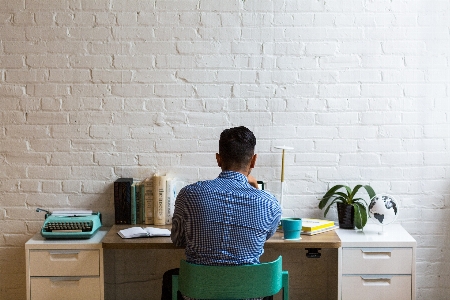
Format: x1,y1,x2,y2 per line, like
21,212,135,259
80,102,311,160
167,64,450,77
174,256,288,299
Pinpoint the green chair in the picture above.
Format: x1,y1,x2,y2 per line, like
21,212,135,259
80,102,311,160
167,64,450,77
172,256,289,300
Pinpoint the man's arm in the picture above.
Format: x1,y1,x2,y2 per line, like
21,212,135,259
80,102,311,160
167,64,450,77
170,188,186,247
266,199,282,240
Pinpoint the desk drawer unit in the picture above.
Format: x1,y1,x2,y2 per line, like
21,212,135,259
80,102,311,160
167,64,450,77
25,231,106,300
29,249,100,276
342,247,412,274
337,225,416,300
30,277,101,300
341,247,413,300
28,249,101,300
341,275,411,300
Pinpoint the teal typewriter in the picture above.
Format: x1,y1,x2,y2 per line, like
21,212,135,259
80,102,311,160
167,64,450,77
37,208,102,239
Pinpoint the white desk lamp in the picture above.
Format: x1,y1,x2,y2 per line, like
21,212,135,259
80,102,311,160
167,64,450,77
274,146,293,210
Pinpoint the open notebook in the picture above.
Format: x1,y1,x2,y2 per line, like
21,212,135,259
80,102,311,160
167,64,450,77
118,227,171,239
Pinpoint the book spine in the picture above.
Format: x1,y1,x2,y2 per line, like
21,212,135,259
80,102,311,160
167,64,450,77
144,177,154,225
113,178,133,224
114,182,120,224
153,175,167,226
131,182,137,225
135,182,141,224
166,179,183,224
166,179,173,225
140,183,145,224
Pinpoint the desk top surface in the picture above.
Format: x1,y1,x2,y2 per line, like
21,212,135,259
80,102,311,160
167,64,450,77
25,229,108,250
102,225,341,249
336,223,416,247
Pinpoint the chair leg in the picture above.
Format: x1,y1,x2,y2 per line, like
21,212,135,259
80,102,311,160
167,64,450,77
282,271,289,300
172,275,179,300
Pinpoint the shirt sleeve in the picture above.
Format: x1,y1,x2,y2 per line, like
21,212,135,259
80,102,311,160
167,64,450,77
266,199,282,240
170,187,187,247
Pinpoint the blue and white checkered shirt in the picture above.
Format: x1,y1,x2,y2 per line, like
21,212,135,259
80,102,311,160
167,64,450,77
171,171,282,266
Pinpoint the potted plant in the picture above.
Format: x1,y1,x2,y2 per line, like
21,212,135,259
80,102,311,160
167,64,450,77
318,184,376,230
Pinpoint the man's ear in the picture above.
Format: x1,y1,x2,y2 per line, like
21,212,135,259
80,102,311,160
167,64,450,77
249,154,257,168
216,153,222,167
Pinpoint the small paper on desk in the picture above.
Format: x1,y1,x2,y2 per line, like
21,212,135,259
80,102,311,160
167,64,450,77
118,227,171,239
52,210,93,216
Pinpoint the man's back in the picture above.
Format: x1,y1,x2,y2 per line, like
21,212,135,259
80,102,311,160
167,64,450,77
171,171,282,266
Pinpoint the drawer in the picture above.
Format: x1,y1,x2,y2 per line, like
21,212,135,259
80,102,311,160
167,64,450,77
342,247,412,274
341,275,411,300
30,277,100,300
29,249,99,276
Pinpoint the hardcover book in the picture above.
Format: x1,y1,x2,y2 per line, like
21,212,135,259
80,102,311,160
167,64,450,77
139,182,146,224
143,177,154,225
166,178,184,224
131,182,138,225
114,178,134,224
301,218,335,232
301,225,338,236
134,182,143,224
153,175,167,226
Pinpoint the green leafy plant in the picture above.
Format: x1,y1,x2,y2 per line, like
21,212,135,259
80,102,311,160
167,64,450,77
318,184,376,229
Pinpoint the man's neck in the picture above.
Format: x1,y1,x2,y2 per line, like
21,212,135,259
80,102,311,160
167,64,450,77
222,168,250,177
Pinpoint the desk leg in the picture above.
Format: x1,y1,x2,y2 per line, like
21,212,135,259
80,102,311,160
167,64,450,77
337,247,342,300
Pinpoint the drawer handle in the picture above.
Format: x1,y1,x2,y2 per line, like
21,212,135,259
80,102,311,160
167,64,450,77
361,275,393,286
49,250,80,261
361,248,392,259
50,277,82,287
50,277,82,282
49,250,80,255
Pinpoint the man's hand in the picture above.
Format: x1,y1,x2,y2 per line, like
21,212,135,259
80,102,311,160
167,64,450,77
247,174,259,189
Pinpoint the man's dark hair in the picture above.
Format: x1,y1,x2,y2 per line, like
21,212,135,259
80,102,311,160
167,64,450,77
219,126,256,170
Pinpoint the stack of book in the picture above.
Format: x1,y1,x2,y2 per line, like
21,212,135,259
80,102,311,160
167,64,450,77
301,218,338,236
114,175,185,225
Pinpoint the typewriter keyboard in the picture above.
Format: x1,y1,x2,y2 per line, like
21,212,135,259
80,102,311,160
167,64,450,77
43,221,93,232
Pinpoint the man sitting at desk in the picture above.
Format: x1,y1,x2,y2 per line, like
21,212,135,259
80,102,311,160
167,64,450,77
162,126,282,300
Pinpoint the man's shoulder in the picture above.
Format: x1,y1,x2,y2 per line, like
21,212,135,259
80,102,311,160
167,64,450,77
183,179,214,189
252,188,277,200
179,179,217,195
250,189,281,210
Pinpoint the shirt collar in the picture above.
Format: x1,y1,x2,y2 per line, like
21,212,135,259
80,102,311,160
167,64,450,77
218,171,248,183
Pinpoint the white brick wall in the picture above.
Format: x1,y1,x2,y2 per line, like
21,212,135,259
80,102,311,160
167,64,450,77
0,0,449,299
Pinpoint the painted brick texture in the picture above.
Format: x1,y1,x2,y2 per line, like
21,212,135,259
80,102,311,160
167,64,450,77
1,0,449,299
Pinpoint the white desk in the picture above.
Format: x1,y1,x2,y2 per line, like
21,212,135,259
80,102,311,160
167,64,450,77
336,224,416,300
25,224,416,300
